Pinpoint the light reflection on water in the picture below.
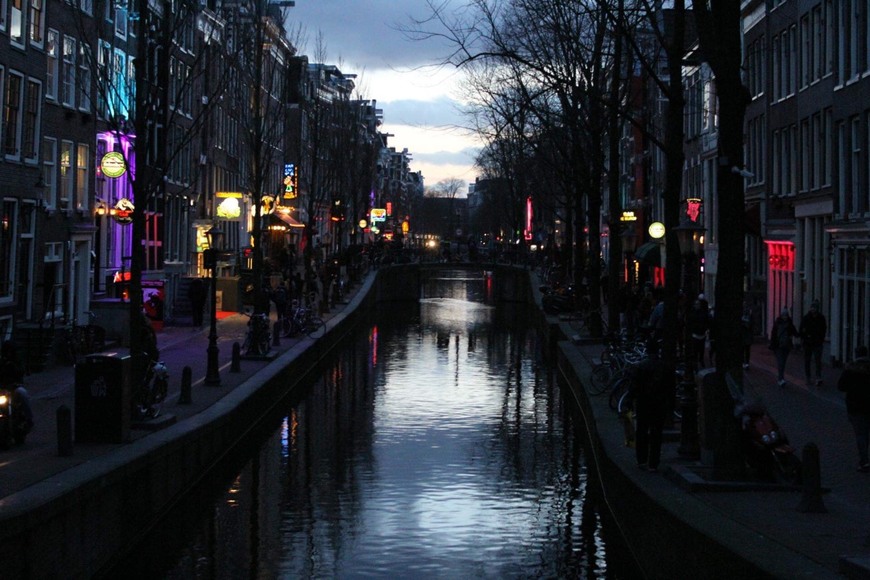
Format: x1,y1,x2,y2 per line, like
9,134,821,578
154,274,624,579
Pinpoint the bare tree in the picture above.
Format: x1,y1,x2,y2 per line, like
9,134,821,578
427,177,467,199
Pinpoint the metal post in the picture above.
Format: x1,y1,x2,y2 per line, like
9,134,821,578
678,250,700,459
205,249,221,386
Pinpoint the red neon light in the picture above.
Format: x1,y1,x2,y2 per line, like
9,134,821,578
764,240,795,271
686,198,702,222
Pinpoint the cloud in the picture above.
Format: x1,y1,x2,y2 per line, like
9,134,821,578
286,1,480,187
382,96,467,129
287,1,446,71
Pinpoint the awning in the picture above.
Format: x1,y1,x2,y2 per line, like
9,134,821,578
271,212,305,229
634,241,662,266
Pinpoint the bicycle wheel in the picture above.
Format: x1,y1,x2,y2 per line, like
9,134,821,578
257,332,271,355
588,363,614,395
305,317,325,339
617,389,635,415
609,377,633,411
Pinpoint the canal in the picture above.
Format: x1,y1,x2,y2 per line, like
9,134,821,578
109,269,638,578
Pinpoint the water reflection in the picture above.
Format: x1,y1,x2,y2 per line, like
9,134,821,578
129,274,630,578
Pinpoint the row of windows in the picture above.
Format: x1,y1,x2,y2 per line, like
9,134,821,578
40,136,90,211
749,0,870,102
769,109,834,197
835,113,870,215
761,108,870,217
1,67,40,161
2,0,135,47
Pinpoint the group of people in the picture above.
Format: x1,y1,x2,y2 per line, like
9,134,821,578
626,295,869,476
767,300,827,388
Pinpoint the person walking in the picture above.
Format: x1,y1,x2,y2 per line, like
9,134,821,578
799,300,827,386
740,304,753,369
187,277,207,327
629,344,674,472
837,345,870,472
687,297,710,368
769,307,799,387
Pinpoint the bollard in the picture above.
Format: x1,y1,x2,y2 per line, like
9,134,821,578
231,342,241,372
179,366,192,404
273,321,281,346
796,442,826,513
57,405,73,457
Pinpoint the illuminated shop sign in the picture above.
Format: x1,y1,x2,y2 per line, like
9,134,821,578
100,152,127,178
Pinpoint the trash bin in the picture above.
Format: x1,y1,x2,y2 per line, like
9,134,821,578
74,353,132,443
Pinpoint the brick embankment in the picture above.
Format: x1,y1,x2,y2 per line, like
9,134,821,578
537,274,870,578
0,275,375,578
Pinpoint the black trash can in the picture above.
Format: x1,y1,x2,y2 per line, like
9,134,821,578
75,353,132,443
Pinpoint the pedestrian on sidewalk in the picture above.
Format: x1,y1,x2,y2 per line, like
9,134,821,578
740,303,753,369
687,296,710,368
769,307,799,387
629,343,674,472
799,300,827,386
187,277,207,327
837,345,870,472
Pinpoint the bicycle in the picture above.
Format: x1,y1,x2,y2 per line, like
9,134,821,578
280,300,325,339
242,311,272,356
566,306,605,335
64,311,107,364
132,359,169,420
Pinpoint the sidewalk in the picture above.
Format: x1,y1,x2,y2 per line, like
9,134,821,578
566,323,870,577
0,295,355,500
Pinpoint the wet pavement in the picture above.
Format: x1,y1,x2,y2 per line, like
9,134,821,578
1,271,869,578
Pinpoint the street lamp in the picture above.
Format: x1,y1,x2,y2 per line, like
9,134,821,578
674,219,705,459
204,225,224,386
621,226,638,290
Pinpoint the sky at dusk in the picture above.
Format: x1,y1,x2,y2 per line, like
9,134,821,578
284,1,481,192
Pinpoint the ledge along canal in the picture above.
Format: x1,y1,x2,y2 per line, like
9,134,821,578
107,269,638,578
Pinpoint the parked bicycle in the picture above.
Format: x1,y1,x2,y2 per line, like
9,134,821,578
64,311,106,365
242,311,272,356
279,300,325,339
132,359,169,420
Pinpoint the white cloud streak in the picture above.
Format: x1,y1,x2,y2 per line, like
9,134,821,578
286,1,480,187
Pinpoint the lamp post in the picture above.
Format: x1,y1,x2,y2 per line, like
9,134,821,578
205,225,224,386
621,226,638,290
674,219,705,459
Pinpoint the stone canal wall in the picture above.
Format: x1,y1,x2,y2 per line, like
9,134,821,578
0,265,535,578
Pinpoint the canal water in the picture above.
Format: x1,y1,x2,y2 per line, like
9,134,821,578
112,270,637,579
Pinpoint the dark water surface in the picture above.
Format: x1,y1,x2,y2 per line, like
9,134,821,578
115,271,636,578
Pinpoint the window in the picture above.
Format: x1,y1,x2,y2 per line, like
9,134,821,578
97,40,110,118
75,143,89,211
22,79,39,161
115,6,127,39
62,35,76,108
824,0,834,76
850,0,860,78
838,121,847,214
4,72,22,159
0,0,7,31
42,137,57,208
801,15,810,88
824,109,832,186
59,140,73,209
800,118,810,191
79,0,92,15
851,116,861,214
10,0,24,46
773,35,781,99
45,29,58,101
812,113,822,190
0,199,18,301
28,0,43,46
78,43,91,112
